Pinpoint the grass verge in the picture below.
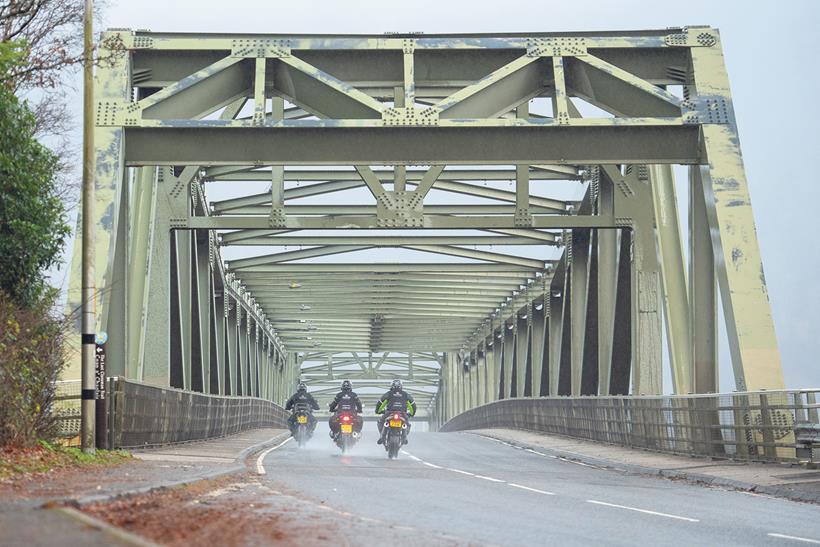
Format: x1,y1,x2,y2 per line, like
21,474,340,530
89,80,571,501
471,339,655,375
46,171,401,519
0,440,131,481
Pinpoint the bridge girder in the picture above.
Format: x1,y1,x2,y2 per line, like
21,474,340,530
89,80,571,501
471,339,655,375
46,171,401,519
68,27,783,415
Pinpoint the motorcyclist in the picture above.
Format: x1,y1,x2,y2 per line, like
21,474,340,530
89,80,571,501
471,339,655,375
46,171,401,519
375,379,416,445
285,382,319,437
328,380,363,439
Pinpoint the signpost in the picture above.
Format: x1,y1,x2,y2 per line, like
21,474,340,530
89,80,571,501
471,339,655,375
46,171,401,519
95,332,107,449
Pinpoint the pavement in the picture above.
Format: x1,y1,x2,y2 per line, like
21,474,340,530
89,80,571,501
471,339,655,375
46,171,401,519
255,425,820,546
3,425,820,545
0,428,288,547
470,428,820,504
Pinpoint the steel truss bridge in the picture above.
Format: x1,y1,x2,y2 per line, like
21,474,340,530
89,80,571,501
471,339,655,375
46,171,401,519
67,26,785,422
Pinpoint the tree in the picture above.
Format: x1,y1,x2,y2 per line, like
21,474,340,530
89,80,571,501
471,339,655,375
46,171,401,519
0,48,70,307
1,0,103,206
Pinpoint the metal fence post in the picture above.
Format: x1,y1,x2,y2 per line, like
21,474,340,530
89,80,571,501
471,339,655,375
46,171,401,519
759,393,777,461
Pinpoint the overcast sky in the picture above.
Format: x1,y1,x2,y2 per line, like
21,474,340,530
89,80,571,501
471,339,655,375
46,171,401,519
57,0,820,391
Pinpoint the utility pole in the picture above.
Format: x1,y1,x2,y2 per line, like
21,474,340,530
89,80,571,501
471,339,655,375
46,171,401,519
80,0,96,454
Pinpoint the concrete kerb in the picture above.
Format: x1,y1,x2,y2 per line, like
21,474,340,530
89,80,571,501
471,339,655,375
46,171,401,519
466,430,820,505
59,430,292,508
48,506,162,547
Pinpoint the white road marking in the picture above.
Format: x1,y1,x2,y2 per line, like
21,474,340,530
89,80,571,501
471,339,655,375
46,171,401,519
474,475,505,483
524,448,555,458
586,500,699,522
447,468,476,476
768,533,820,544
508,483,556,495
255,437,293,475
406,448,561,495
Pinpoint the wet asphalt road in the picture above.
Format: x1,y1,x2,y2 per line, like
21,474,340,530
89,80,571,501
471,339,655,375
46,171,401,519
260,426,820,546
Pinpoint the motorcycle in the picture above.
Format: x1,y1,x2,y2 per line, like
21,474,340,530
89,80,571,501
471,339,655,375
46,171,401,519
383,411,408,459
291,403,313,448
333,412,359,454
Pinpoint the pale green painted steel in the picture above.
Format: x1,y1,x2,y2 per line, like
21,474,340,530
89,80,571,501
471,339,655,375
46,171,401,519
67,27,785,424
650,165,693,394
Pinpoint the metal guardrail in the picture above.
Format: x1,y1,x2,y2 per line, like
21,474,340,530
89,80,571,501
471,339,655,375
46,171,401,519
54,380,82,439
108,378,288,448
440,390,820,464
52,378,288,448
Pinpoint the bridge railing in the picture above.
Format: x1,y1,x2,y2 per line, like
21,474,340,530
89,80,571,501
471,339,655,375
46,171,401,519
439,390,820,463
106,377,288,449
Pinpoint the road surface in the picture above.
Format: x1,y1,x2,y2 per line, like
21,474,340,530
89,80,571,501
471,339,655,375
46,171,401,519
259,425,820,546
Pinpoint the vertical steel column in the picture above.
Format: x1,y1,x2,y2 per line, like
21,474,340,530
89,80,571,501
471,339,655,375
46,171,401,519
691,39,784,391
516,315,529,397
570,228,591,395
192,230,211,392
488,335,500,403
237,307,247,395
141,169,185,387
581,229,599,395
503,323,515,399
531,296,546,397
689,166,718,392
650,164,692,394
125,167,155,380
477,345,488,406
597,171,618,395
173,229,193,390
100,171,127,379
226,294,238,395
548,261,566,396
610,229,633,395
610,166,662,395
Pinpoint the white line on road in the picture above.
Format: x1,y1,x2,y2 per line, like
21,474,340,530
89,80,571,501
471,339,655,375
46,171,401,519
508,483,556,495
768,533,820,544
447,468,476,476
474,474,505,483
586,500,699,522
256,437,293,475
524,448,555,458
422,461,443,469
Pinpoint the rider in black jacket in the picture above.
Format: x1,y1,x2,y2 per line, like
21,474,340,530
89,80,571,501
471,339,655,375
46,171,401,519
328,380,363,439
285,382,319,436
375,379,416,445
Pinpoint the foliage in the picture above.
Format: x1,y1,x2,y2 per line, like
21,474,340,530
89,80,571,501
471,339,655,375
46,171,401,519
1,0,106,206
0,0,86,90
0,49,70,307
0,440,131,480
0,291,67,447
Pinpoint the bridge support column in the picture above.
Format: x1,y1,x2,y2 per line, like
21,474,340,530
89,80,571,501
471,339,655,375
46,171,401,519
597,172,618,395
516,314,529,397
650,165,692,394
570,227,591,396
531,297,546,397
548,262,566,396
503,324,515,399
609,166,663,395
689,166,718,393
691,41,784,391
488,335,500,404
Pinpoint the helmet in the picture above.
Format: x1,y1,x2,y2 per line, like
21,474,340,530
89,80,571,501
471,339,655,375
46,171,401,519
390,379,402,392
341,380,352,391
297,382,307,393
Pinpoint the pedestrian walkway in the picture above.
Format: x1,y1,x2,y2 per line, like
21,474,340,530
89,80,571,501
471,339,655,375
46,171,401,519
0,428,288,547
469,428,820,503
